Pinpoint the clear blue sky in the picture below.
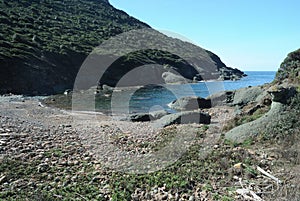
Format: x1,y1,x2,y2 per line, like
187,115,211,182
109,0,300,71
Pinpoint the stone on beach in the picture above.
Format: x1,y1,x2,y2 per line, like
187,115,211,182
168,96,212,111
152,111,211,128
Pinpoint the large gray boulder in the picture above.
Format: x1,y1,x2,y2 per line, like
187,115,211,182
150,110,171,120
232,86,264,106
168,96,212,111
206,91,234,106
128,110,170,122
152,111,211,128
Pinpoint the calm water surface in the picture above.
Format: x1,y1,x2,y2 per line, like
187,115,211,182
94,71,276,114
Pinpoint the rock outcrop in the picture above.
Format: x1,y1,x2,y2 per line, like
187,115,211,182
267,85,296,104
225,101,286,143
225,85,297,142
225,48,300,143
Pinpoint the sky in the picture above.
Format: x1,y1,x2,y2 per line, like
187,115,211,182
109,0,300,71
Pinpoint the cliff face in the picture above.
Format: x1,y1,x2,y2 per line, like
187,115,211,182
0,0,245,95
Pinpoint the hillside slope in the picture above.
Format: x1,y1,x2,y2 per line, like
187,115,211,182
0,0,245,95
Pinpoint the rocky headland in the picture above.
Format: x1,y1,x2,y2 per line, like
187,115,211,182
0,0,246,95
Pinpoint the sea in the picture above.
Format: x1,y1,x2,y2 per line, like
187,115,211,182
94,71,276,115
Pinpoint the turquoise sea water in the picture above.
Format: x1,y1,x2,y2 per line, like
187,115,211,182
95,71,276,114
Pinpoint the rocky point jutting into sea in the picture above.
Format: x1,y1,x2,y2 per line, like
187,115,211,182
0,0,300,200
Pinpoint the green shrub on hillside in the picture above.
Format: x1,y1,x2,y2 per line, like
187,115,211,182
276,48,300,83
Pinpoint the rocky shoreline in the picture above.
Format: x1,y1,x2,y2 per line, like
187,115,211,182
1,84,299,200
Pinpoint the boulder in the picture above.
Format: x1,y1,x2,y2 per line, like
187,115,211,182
130,113,152,122
232,86,264,106
152,111,211,128
129,110,170,122
150,110,170,119
162,72,190,84
168,96,211,111
206,91,234,106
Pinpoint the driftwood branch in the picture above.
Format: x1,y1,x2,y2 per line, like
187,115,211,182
236,189,263,201
250,190,264,201
257,166,282,184
237,178,264,201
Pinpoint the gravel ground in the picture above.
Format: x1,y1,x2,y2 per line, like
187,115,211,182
0,95,236,199
1,96,298,200
0,95,233,173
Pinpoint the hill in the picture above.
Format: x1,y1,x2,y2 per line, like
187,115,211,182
0,0,245,95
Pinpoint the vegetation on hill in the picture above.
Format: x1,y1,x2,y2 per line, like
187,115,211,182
276,48,300,83
0,0,245,95
0,0,148,56
0,0,149,94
